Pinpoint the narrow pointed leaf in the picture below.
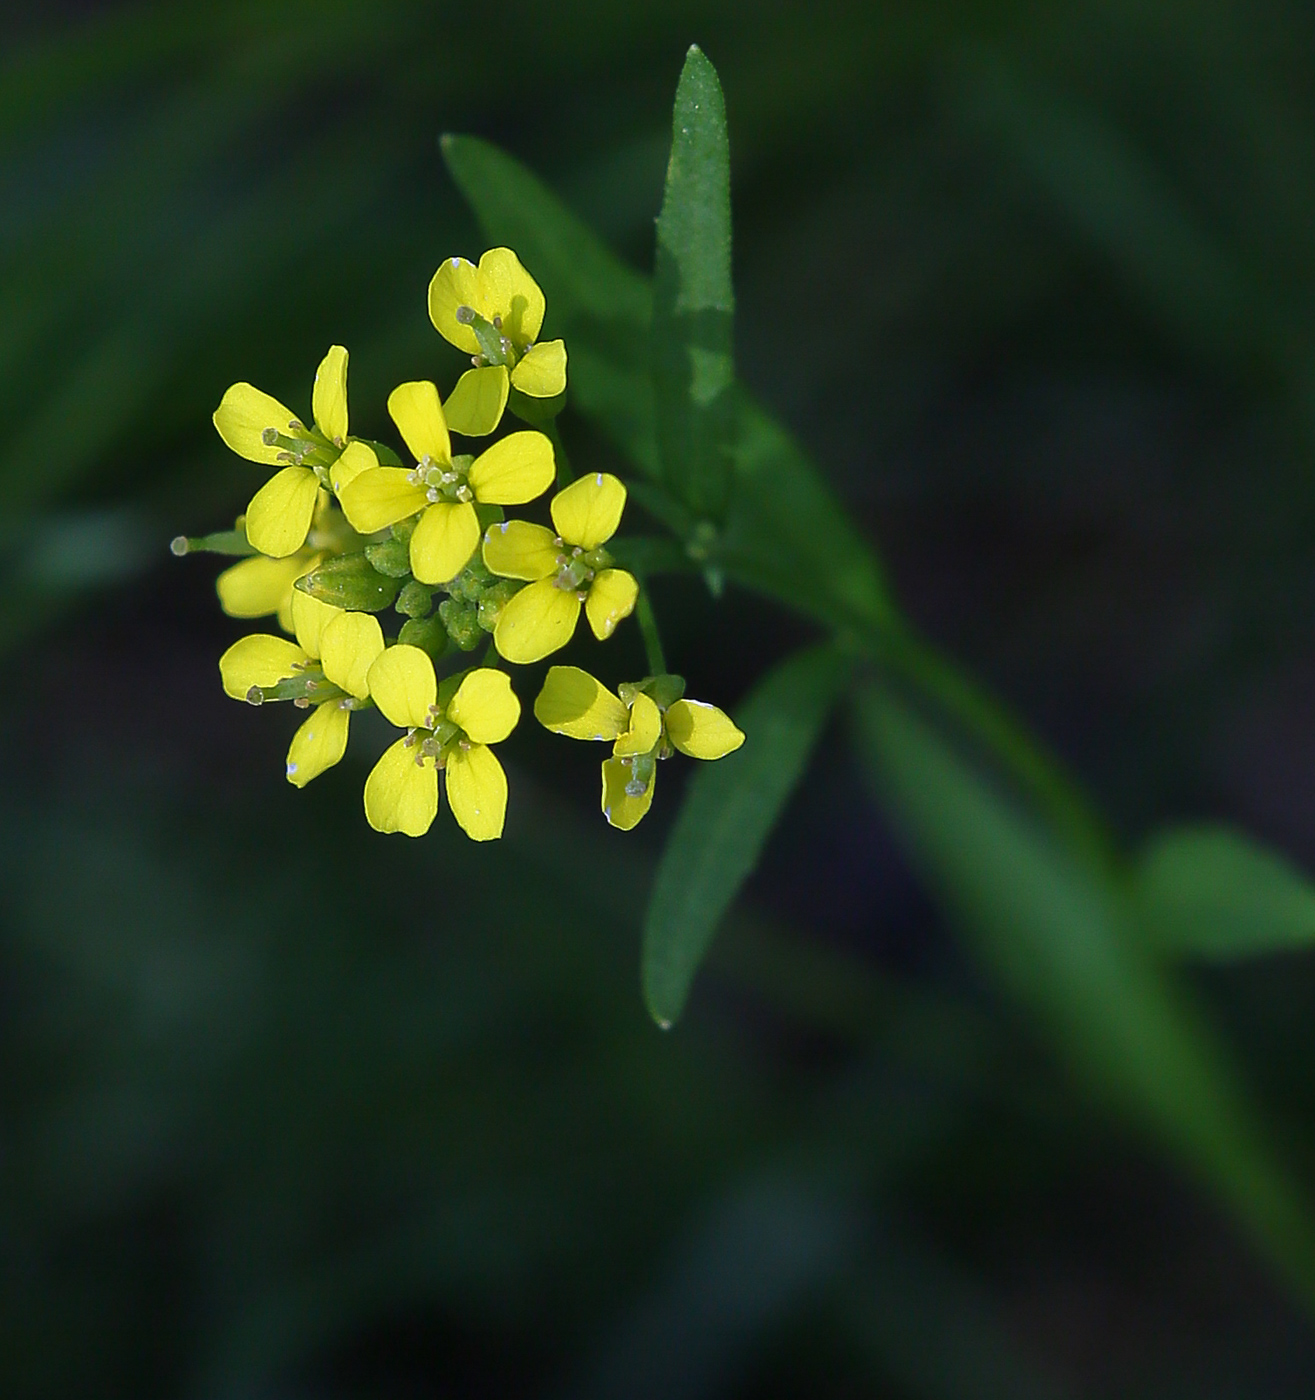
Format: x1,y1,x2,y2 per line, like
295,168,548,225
642,644,852,1027
653,44,735,519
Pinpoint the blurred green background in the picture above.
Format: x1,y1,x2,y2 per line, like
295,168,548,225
6,0,1315,1394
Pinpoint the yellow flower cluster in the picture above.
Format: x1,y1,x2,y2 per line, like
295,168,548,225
190,248,742,841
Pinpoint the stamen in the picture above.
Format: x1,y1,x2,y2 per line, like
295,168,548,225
293,697,310,709
492,314,502,329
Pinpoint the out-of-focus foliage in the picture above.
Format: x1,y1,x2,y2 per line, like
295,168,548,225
9,1,1315,1397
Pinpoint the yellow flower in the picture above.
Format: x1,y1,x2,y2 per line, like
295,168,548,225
533,666,744,830
216,549,321,633
217,590,384,787
482,472,638,664
336,380,554,586
213,345,379,559
363,645,520,840
428,249,568,435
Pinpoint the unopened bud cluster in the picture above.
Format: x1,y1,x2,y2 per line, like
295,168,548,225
178,248,743,841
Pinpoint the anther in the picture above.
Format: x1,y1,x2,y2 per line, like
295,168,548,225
293,697,310,709
492,314,502,330
456,485,472,503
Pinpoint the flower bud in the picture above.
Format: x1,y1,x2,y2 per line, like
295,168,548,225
295,552,401,612
398,616,449,659
438,597,482,651
395,580,434,618
364,537,413,578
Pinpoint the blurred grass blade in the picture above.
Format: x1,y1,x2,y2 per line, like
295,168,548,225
1134,825,1315,961
441,134,658,475
653,45,735,519
643,644,852,1027
855,685,1315,1309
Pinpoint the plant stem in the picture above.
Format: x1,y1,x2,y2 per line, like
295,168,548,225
637,586,667,675
544,418,573,488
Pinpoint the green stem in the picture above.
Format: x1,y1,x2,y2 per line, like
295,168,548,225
871,620,1118,874
544,418,573,488
636,586,667,675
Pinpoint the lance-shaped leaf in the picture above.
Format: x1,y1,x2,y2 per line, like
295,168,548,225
653,44,736,520
856,685,1315,1305
643,644,852,1027
1134,824,1315,961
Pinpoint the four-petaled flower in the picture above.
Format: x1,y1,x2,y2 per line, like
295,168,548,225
337,380,554,586
482,472,638,664
429,249,567,436
534,666,745,829
218,590,385,787
213,345,378,558
364,646,521,841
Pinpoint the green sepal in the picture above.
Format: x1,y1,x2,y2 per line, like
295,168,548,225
390,516,417,544
438,597,482,651
364,536,413,578
352,438,403,468
395,580,434,618
397,616,448,659
477,579,521,632
646,673,687,709
436,668,470,712
507,386,566,426
295,552,401,612
474,502,505,532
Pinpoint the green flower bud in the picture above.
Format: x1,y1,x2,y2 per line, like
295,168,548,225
295,552,401,612
364,536,413,578
438,597,482,651
390,516,417,545
395,580,434,618
397,616,448,659
477,579,522,632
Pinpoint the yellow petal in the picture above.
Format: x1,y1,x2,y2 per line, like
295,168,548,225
666,699,746,759
492,579,581,664
245,466,321,558
510,339,567,398
218,634,308,699
364,737,438,836
337,467,428,535
427,255,487,355
290,587,340,659
410,501,480,584
312,344,349,444
443,365,509,437
320,610,385,700
448,668,520,745
330,440,378,495
286,700,350,788
584,568,638,641
601,758,655,831
216,553,309,620
550,471,626,550
613,690,661,757
481,520,558,581
445,743,508,841
479,247,545,344
213,383,298,465
366,643,436,729
533,666,628,741
387,380,451,465
468,430,555,506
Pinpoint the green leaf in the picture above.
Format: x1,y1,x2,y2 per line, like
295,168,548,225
642,644,852,1027
855,685,1315,1306
441,134,657,476
653,45,735,519
1134,824,1315,961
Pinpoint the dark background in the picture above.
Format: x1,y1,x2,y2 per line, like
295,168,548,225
4,1,1315,1395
